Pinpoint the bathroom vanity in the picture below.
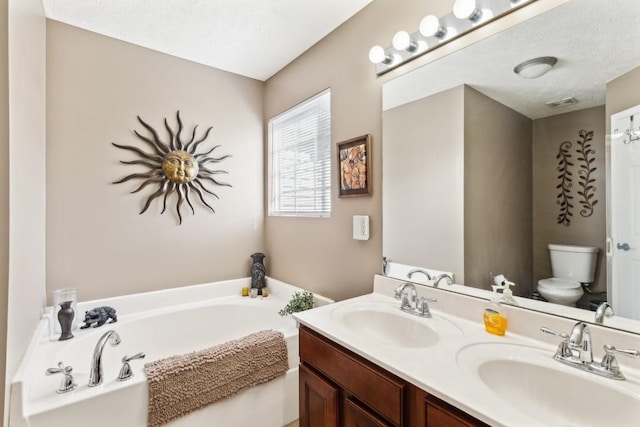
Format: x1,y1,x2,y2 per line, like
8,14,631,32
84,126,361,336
299,325,486,426
294,275,640,427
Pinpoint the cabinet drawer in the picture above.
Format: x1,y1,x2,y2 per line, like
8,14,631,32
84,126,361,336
425,395,488,427
344,397,394,427
300,326,404,425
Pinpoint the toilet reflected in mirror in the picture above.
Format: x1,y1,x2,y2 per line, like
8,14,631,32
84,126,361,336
536,244,599,307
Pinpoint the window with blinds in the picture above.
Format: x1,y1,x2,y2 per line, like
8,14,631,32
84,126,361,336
268,90,331,217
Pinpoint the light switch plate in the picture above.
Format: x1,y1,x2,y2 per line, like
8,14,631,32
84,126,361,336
353,215,370,240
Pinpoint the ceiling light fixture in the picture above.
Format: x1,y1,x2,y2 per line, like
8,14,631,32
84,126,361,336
368,0,536,76
513,56,558,79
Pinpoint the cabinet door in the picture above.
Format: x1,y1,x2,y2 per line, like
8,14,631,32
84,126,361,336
299,364,339,427
344,397,394,427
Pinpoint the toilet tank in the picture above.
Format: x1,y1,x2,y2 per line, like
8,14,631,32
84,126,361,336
548,244,599,283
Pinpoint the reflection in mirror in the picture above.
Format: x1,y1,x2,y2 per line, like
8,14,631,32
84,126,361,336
382,0,640,328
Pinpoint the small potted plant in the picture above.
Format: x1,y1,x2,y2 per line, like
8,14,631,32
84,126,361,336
279,291,314,316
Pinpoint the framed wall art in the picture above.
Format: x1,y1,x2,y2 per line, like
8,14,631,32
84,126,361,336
337,134,371,197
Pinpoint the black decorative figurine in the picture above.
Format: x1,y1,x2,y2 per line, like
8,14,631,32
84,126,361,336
80,306,118,329
57,301,75,341
250,253,266,295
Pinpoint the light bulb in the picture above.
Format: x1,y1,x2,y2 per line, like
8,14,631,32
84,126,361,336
453,0,482,21
368,45,388,64
419,15,447,38
392,31,412,51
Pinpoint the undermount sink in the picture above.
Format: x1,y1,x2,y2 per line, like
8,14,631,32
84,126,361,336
330,300,463,349
456,342,640,426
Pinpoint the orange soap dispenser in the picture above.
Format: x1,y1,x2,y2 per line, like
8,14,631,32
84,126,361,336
483,279,513,336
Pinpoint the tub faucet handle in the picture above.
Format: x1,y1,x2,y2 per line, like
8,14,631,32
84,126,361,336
117,352,146,382
46,361,77,394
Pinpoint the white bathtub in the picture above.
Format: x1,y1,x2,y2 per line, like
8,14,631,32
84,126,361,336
10,278,330,427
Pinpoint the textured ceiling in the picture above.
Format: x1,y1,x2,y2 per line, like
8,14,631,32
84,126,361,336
384,0,640,120
41,0,374,81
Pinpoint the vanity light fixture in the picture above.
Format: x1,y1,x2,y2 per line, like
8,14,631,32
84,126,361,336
419,15,447,39
392,31,419,52
368,0,536,76
368,45,394,65
453,0,483,22
513,56,558,79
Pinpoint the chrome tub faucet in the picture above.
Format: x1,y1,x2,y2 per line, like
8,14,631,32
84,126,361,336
89,330,121,387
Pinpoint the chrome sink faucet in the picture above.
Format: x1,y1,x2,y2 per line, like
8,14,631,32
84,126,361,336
407,269,432,280
432,273,453,288
89,330,121,387
394,282,417,308
393,282,437,318
541,322,640,380
569,321,593,363
594,302,614,324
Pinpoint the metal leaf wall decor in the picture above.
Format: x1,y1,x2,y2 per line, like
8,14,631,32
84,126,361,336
555,129,598,226
555,141,574,226
575,129,598,217
112,111,232,225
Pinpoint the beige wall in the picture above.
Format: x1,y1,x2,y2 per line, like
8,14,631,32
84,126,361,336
532,106,606,297
464,86,532,293
382,86,465,280
6,0,47,423
263,0,454,302
382,85,532,292
606,65,640,129
46,21,265,302
0,0,7,422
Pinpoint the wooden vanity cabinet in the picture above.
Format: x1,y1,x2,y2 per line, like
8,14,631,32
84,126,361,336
424,395,486,427
299,325,487,427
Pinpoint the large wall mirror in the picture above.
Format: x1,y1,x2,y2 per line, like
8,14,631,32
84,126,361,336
382,0,640,330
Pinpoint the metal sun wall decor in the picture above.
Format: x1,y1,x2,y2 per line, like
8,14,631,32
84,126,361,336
112,111,231,224
555,129,598,226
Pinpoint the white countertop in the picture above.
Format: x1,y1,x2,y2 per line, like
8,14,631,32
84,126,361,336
293,276,640,427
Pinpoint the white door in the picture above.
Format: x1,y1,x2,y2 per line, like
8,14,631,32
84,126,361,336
611,105,640,320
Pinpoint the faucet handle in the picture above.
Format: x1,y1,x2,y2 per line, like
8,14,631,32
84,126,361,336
600,345,640,380
603,345,640,358
400,294,412,310
540,327,573,358
416,296,437,317
46,361,77,394
393,283,404,299
117,352,146,382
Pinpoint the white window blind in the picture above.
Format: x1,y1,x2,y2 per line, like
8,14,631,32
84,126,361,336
269,90,331,217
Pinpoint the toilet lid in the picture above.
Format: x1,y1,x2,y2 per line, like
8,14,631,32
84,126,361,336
538,278,582,290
